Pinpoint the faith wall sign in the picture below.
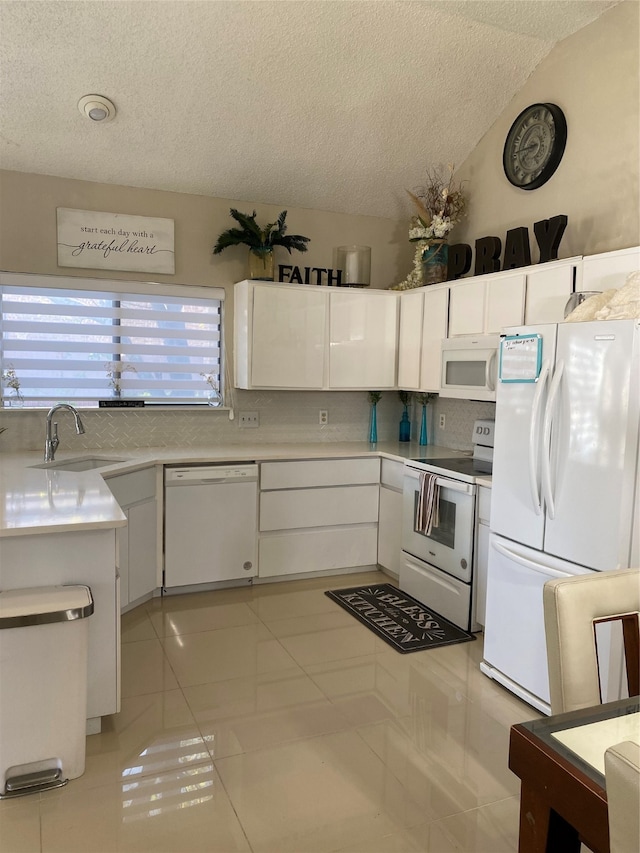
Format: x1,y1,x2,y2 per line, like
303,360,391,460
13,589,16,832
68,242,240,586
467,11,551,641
57,208,175,274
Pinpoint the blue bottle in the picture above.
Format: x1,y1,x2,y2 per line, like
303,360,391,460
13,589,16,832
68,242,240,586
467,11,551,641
399,406,411,442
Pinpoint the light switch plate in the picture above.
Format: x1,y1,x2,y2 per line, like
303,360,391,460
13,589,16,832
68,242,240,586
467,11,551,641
239,411,259,428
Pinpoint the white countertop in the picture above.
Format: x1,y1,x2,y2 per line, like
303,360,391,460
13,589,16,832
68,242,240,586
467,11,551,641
0,442,481,538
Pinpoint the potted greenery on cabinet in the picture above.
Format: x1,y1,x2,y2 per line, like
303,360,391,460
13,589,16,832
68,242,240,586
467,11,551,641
213,209,310,281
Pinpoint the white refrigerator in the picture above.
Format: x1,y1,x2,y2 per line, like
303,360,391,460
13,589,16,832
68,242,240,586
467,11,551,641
481,319,640,714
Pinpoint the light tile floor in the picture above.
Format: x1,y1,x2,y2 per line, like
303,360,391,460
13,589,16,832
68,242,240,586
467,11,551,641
0,571,538,853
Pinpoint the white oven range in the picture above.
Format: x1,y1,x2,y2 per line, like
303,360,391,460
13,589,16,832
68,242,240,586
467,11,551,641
401,453,489,632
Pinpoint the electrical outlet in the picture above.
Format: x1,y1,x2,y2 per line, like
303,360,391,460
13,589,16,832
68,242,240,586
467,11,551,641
319,410,328,425
439,414,446,429
239,411,259,428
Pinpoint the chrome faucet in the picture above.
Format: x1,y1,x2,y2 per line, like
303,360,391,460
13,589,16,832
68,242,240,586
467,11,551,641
44,403,85,462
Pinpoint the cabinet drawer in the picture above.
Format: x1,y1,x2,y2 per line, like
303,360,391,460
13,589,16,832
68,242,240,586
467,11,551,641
104,467,156,507
380,458,404,491
259,526,378,577
260,485,379,531
260,458,379,490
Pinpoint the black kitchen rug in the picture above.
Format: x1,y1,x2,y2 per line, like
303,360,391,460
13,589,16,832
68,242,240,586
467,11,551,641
325,583,475,654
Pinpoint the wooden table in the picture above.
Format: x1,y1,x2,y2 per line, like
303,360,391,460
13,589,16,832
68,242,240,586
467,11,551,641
509,696,640,853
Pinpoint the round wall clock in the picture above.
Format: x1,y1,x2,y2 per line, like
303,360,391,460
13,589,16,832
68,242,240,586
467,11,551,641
503,103,567,190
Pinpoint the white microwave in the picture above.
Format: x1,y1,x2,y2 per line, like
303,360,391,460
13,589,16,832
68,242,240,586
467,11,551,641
440,335,500,401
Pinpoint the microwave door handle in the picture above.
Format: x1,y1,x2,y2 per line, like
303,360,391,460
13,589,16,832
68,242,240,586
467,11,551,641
485,351,497,392
541,359,564,520
528,359,550,515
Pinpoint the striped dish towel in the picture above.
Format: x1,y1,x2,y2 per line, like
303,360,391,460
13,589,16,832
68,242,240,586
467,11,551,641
415,472,440,535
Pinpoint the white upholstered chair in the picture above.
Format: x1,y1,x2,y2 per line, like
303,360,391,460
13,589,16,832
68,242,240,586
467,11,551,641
605,740,640,853
543,567,640,715
543,568,640,853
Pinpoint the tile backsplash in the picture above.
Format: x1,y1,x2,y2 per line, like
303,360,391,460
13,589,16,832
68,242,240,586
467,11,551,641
0,391,495,453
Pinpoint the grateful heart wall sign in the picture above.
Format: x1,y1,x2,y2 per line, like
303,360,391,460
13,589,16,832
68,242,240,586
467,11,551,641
57,208,175,274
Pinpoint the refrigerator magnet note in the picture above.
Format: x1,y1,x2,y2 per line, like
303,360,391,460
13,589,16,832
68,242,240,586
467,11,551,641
499,334,542,382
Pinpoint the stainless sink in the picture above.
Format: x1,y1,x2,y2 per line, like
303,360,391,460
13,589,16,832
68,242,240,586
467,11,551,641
31,456,128,472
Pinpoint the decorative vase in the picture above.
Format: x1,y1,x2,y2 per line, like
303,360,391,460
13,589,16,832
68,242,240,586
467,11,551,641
419,404,429,445
421,240,448,286
248,248,275,281
368,402,378,444
6,390,24,408
399,405,411,442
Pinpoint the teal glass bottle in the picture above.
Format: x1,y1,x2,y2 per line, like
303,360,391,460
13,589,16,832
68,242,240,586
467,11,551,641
369,403,378,444
419,404,428,445
399,406,411,442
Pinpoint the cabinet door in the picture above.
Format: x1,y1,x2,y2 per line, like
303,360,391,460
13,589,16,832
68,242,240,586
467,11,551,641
420,286,449,391
127,499,158,602
397,290,424,389
448,281,485,336
485,273,525,333
251,285,326,388
378,485,403,575
329,290,398,388
579,246,640,292
525,263,574,325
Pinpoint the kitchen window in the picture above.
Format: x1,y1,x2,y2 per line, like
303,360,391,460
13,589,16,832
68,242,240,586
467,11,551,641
0,272,224,408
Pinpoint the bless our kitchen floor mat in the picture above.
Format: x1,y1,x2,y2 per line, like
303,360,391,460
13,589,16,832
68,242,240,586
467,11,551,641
325,583,476,654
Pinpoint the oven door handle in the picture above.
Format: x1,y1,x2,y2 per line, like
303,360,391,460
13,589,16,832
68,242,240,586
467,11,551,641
404,470,475,495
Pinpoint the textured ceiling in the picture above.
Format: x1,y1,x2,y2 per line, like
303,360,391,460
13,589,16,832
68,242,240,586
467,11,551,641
0,0,620,219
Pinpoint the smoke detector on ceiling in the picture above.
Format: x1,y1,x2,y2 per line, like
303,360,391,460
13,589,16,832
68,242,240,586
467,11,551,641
78,94,116,123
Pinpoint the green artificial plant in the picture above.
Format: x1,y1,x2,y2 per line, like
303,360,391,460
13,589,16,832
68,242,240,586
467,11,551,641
213,209,310,258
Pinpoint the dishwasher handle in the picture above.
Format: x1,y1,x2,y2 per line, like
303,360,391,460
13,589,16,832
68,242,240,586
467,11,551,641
165,465,258,485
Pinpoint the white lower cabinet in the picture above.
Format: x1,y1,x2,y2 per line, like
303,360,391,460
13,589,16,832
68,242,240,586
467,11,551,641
474,484,491,628
0,529,120,721
258,458,379,578
105,467,158,610
377,458,404,576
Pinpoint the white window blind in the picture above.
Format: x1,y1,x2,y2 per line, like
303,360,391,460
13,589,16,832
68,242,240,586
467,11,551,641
0,277,223,408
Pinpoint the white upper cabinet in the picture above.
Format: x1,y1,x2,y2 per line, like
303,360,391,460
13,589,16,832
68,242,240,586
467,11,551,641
524,258,578,325
397,285,449,391
449,272,525,336
329,289,398,389
577,246,640,292
235,280,327,389
234,281,398,390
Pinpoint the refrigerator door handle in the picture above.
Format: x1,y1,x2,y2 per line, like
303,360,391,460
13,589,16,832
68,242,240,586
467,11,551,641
492,538,570,579
528,359,550,516
542,359,564,520
486,350,497,392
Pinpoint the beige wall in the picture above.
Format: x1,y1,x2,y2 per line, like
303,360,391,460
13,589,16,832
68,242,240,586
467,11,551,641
0,170,411,291
453,0,640,263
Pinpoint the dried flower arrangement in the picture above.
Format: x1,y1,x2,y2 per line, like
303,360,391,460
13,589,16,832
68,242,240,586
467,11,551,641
392,165,467,291
408,164,467,241
368,391,382,405
200,371,222,406
1,365,21,393
105,361,137,394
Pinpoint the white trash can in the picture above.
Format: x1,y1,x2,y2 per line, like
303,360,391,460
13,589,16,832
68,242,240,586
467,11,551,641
0,584,93,798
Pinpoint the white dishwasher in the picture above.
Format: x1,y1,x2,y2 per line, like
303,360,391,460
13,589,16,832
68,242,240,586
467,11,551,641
164,464,258,589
